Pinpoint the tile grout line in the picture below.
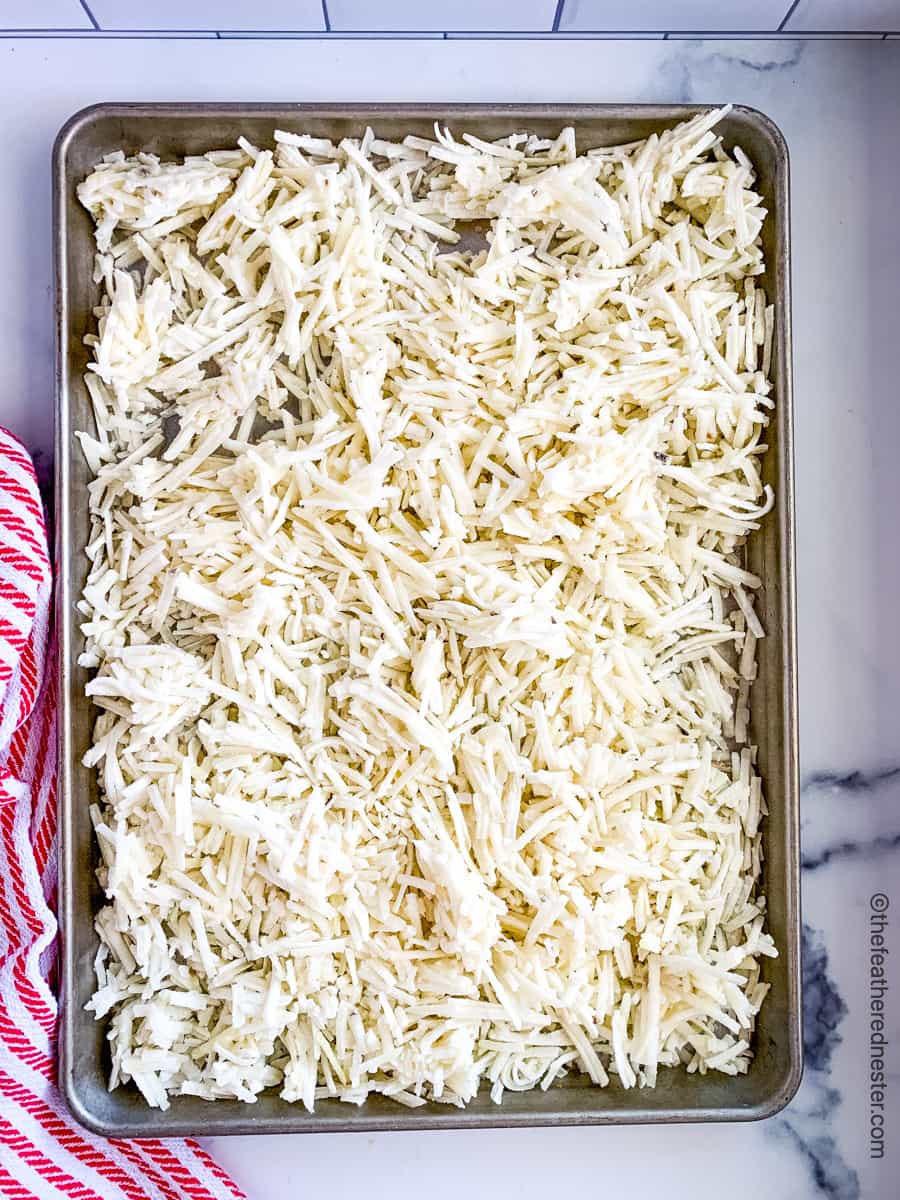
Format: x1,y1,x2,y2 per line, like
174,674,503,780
216,28,887,36
77,0,99,30
779,0,802,32
0,30,219,38
0,28,896,39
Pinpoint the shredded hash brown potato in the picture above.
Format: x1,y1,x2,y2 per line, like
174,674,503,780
76,108,778,1111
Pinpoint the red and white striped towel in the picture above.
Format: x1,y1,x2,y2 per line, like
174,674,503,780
0,428,246,1200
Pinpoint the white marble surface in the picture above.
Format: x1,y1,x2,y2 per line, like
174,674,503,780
0,32,897,1200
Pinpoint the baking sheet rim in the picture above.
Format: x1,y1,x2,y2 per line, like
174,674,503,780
54,101,801,1136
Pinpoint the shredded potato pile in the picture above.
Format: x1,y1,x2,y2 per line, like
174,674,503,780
76,108,777,1111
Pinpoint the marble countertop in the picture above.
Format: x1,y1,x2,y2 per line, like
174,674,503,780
2,32,897,1200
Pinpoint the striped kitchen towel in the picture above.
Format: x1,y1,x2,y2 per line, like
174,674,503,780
0,428,246,1200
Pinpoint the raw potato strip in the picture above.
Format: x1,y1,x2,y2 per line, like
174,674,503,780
77,108,778,1112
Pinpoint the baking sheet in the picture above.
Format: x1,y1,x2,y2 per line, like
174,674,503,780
54,103,801,1136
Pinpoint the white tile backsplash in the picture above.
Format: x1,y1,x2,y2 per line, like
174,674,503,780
560,0,791,32
87,0,326,31
327,0,558,31
785,0,900,30
1,0,896,36
0,0,92,27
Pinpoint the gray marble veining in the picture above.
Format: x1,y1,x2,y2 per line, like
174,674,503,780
771,924,858,1199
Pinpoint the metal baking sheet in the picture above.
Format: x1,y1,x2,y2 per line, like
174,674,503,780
54,103,801,1137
